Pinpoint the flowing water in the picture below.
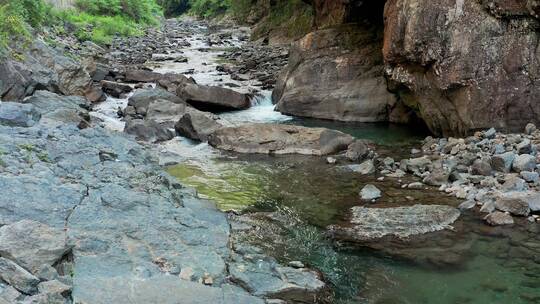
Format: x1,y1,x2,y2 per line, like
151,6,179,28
92,22,540,304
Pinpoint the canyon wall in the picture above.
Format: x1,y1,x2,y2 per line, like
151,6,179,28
275,0,540,136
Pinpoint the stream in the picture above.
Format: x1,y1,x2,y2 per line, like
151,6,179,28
91,21,540,304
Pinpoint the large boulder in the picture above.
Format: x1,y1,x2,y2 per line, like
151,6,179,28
127,88,185,116
383,0,540,136
177,83,251,112
208,123,354,155
0,40,93,101
273,24,397,123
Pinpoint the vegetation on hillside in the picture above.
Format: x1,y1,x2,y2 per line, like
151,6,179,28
61,0,163,44
0,0,163,54
0,0,53,52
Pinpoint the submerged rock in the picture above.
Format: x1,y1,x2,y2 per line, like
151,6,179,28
485,211,514,226
208,123,354,156
328,205,460,242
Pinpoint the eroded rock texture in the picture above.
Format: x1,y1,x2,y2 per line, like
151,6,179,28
383,0,540,136
273,22,397,123
278,0,540,136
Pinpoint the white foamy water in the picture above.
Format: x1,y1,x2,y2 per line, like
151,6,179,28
219,92,292,125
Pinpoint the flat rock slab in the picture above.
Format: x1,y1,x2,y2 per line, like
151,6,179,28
208,123,354,156
329,204,460,242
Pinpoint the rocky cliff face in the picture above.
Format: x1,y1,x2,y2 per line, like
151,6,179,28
273,23,398,122
384,0,540,136
275,0,540,136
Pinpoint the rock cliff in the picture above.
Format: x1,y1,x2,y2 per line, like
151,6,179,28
275,0,540,136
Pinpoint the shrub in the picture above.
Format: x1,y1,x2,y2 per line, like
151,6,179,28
62,0,162,44
0,0,53,53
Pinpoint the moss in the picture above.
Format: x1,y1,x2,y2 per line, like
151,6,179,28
167,162,268,211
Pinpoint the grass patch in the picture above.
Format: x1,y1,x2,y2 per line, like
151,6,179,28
59,11,146,44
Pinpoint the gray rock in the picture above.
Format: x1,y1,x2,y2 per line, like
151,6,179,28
37,280,71,296
128,88,185,116
458,200,476,211
0,285,21,303
345,159,375,174
124,119,175,143
175,111,224,142
423,169,450,186
484,128,496,139
501,176,528,192
485,211,514,226
491,152,516,173
146,99,187,125
177,83,251,111
328,205,460,241
345,140,369,162
520,171,539,183
0,220,71,273
35,265,60,281
403,156,432,175
124,70,164,83
512,154,537,172
471,158,492,176
517,139,532,154
0,257,39,294
229,259,325,303
23,91,90,127
100,80,133,98
0,103,41,127
495,194,530,216
360,184,382,201
407,182,424,189
479,201,496,213
75,276,263,304
208,123,354,156
525,123,537,135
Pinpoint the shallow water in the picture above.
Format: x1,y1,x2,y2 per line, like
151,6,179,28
93,20,540,304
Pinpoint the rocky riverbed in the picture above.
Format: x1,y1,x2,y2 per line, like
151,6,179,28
1,16,540,304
